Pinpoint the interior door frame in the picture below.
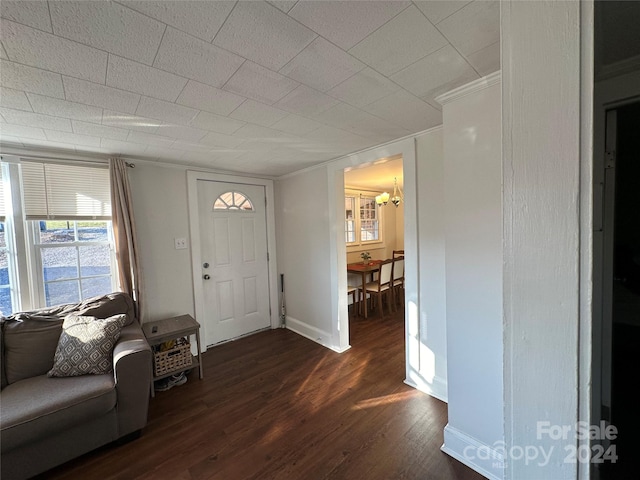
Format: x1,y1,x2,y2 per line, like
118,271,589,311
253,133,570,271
326,137,419,386
187,170,279,352
591,70,640,453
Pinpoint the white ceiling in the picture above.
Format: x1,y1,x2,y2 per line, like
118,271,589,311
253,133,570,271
0,1,499,176
344,155,403,191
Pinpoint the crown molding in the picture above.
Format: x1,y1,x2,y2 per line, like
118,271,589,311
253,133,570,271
435,71,502,106
595,54,640,82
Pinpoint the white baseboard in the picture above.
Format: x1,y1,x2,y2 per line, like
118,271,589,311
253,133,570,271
404,371,448,403
285,316,350,353
441,424,505,480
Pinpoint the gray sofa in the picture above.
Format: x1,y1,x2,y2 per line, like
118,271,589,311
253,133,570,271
0,292,152,480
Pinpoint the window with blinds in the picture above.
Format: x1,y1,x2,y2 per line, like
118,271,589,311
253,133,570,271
0,165,6,221
21,161,111,220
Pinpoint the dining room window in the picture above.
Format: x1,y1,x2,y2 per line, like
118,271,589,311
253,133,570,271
344,191,382,246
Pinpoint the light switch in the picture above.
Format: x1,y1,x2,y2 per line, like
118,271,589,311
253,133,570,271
174,237,188,250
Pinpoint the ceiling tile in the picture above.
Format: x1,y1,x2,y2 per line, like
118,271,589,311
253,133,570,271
413,1,472,25
327,67,399,108
0,86,32,111
232,124,299,144
71,120,130,141
303,125,371,149
349,5,448,76
229,99,288,127
267,1,299,14
274,85,339,117
102,109,162,134
314,102,408,139
0,19,107,83
27,93,103,123
362,89,441,132
154,27,245,88
100,138,149,155
190,111,245,135
63,76,140,115
436,0,499,56
280,37,365,92
44,129,101,147
271,113,323,136
49,1,165,65
0,135,23,146
391,44,479,103
127,130,175,148
288,0,410,50
213,1,316,71
0,107,72,132
199,131,246,149
0,60,64,98
171,141,215,154
176,80,246,116
119,1,235,42
155,124,208,142
224,61,299,105
0,123,47,140
135,96,198,125
107,55,188,102
467,41,500,76
0,0,52,32
9,137,78,152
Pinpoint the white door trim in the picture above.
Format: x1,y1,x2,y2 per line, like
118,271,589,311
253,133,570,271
326,137,419,385
187,171,279,352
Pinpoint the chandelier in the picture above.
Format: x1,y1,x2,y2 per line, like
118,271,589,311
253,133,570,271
375,177,403,207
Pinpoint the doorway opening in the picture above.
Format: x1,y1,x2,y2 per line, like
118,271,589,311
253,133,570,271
598,100,640,479
343,155,404,345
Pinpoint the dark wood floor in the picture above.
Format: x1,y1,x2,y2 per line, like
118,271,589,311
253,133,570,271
41,306,484,480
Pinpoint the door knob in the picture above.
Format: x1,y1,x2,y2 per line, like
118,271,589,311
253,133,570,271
203,274,211,280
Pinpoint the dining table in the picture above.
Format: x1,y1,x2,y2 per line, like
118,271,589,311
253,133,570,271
347,259,382,318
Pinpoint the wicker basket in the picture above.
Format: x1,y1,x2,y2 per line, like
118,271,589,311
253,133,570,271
154,342,192,376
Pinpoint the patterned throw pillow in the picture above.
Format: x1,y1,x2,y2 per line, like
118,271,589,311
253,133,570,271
48,314,127,377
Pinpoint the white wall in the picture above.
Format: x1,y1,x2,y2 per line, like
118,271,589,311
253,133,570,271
438,76,504,480
502,1,585,479
129,163,195,323
274,166,334,345
415,128,448,401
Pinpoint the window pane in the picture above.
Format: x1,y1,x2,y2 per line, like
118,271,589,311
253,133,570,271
79,245,111,277
38,221,75,244
0,228,6,248
77,221,109,242
42,247,78,281
0,286,12,316
81,276,112,299
361,220,379,241
45,280,80,306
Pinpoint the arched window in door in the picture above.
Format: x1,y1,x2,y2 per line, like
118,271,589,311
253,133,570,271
213,191,254,211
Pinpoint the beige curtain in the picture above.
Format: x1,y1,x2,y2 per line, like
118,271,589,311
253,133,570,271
109,158,144,321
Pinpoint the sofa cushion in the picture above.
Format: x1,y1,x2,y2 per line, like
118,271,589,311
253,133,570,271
0,373,116,452
3,315,64,384
48,314,127,377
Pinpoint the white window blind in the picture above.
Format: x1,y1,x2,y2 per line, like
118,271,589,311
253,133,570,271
21,161,111,220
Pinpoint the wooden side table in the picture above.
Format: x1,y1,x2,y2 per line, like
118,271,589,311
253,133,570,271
142,314,204,397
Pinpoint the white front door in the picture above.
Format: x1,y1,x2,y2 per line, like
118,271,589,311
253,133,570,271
197,180,270,346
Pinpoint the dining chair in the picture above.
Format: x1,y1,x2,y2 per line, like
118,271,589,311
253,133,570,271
391,257,405,308
392,249,404,259
347,285,360,316
361,259,394,319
